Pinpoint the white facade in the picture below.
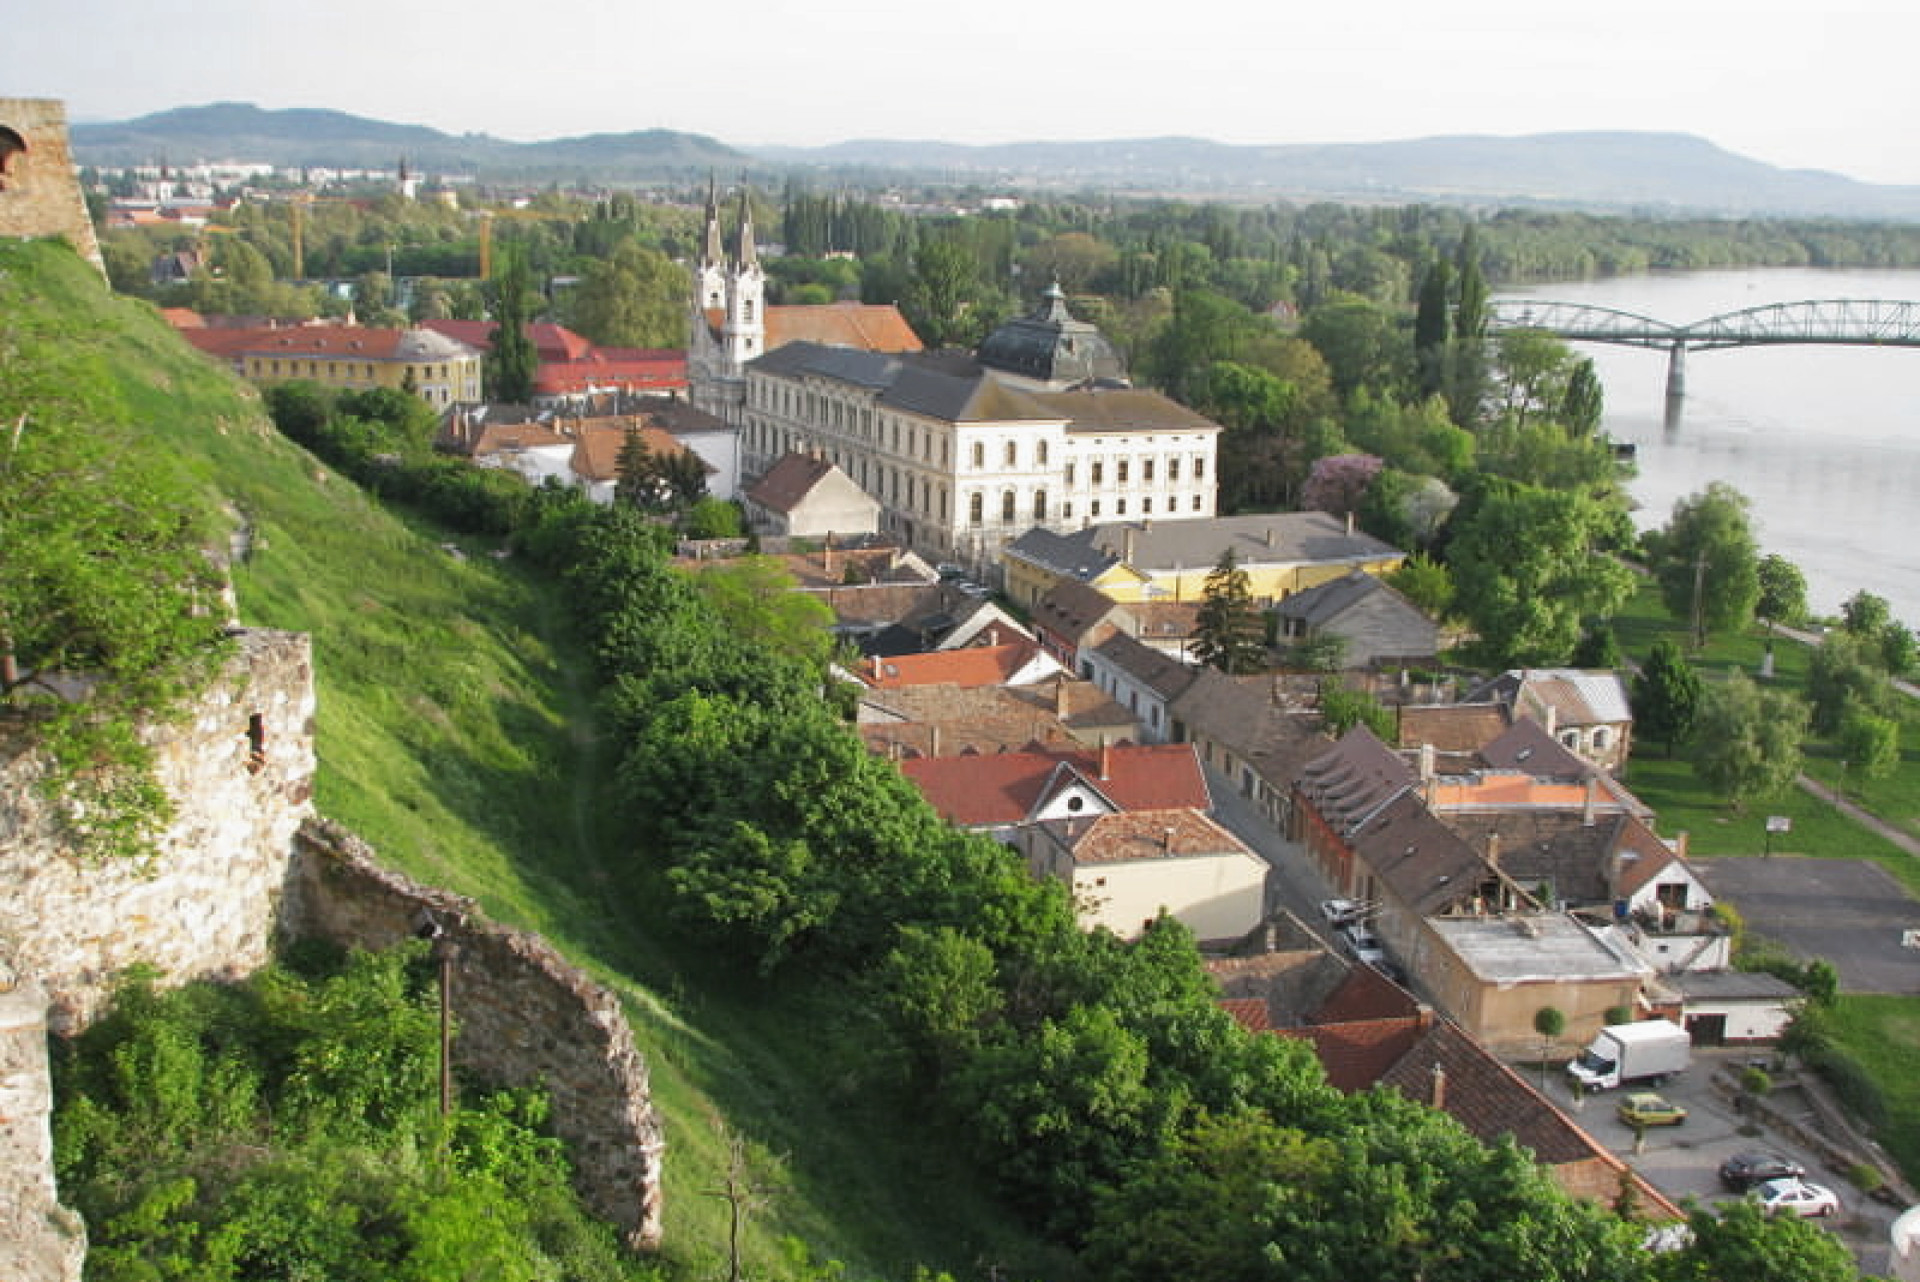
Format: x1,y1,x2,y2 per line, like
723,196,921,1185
1067,851,1267,943
738,359,1219,572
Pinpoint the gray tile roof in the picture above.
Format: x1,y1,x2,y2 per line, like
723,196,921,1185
1006,527,1123,582
1056,512,1402,574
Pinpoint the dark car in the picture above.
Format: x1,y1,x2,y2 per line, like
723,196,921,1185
1718,1150,1807,1191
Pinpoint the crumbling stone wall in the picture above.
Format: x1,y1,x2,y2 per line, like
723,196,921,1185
0,99,104,275
285,819,666,1249
0,629,316,1032
0,626,666,1265
0,978,86,1282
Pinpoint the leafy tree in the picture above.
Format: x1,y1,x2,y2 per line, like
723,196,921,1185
1570,622,1622,670
1632,639,1701,756
564,239,686,349
683,495,743,540
1649,1195,1857,1282
1448,481,1636,668
1561,357,1604,438
1807,630,1893,734
484,243,538,404
614,425,658,510
1754,554,1808,627
906,238,989,348
1412,257,1452,397
1879,620,1916,676
1654,483,1761,646
1192,549,1266,674
1837,703,1899,784
1318,681,1393,740
1299,292,1401,395
1689,671,1807,809
1386,554,1454,619
1840,589,1891,637
1447,226,1490,426
1299,453,1383,517
689,556,835,671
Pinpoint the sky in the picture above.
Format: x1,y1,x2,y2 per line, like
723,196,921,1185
19,0,1920,186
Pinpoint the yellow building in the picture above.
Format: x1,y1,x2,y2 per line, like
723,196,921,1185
1002,511,1406,611
179,322,483,407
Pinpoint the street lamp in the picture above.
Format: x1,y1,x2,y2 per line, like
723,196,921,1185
412,909,458,1120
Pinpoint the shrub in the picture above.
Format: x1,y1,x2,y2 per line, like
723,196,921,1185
1738,1067,1772,1096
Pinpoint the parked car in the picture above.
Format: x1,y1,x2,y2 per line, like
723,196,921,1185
1754,1177,1840,1218
1719,1150,1807,1192
1319,898,1363,928
1338,923,1387,965
1615,1092,1687,1127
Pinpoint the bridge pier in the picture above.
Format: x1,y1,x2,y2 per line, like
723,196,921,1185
1665,341,1688,400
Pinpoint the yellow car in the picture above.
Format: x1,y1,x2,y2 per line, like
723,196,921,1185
1617,1092,1687,1127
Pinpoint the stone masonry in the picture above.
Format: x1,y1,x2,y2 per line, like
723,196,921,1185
0,627,666,1268
0,99,104,275
286,819,667,1249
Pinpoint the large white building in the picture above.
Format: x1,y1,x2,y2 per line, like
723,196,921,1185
731,285,1222,574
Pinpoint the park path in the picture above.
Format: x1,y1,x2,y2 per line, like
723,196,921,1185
1767,620,1920,857
1795,773,1920,859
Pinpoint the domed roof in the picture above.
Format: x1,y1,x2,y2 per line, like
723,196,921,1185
976,282,1126,389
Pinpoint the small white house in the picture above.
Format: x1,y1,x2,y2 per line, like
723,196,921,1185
1022,807,1267,944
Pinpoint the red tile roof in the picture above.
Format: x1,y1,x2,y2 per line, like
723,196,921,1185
862,640,1043,690
898,742,1209,827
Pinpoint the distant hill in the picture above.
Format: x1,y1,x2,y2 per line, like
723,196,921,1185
71,102,746,181
71,103,1920,218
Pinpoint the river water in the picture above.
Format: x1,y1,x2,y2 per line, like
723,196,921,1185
1496,268,1920,624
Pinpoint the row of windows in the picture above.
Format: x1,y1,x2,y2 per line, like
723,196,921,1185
968,439,1052,470
961,489,1205,527
1063,456,1205,487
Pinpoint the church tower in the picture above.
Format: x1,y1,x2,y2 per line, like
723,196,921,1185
720,186,764,369
691,176,728,315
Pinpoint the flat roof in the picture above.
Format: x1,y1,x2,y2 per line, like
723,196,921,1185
1430,915,1645,985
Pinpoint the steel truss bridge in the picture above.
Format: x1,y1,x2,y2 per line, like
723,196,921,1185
1488,298,1920,396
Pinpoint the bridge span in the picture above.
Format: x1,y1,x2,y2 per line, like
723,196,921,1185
1488,298,1920,397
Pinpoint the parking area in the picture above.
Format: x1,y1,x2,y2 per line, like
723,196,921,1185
1693,856,1920,994
1534,1048,1898,1272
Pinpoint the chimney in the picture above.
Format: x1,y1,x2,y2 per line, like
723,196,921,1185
1124,526,1137,563
1429,1062,1447,1111
1583,776,1598,826
930,724,942,758
1418,742,1436,781
1099,739,1112,780
988,626,1000,648
1544,704,1558,737
1055,676,1070,718
1161,825,1176,853
1486,831,1501,868
1264,526,1276,548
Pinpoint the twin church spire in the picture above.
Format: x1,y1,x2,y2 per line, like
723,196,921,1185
693,176,763,370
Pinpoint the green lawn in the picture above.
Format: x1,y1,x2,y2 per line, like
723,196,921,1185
1821,996,1920,1182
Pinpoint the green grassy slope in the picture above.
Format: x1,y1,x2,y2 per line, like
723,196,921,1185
4,240,1056,1281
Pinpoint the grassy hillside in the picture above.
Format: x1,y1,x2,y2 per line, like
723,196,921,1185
2,239,1055,1281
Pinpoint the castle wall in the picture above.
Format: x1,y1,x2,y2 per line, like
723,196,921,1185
0,627,665,1262
0,629,316,1033
285,819,666,1249
0,99,104,275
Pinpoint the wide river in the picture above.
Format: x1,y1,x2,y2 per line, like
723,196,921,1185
1496,268,1920,624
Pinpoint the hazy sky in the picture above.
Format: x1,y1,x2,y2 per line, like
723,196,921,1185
20,0,1920,185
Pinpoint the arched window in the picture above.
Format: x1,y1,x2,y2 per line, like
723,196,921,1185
1001,489,1016,524
1033,489,1048,521
0,127,25,189
969,492,983,526
1005,441,1018,467
1118,460,1130,484
1091,460,1104,485
971,441,985,469
1037,440,1050,466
